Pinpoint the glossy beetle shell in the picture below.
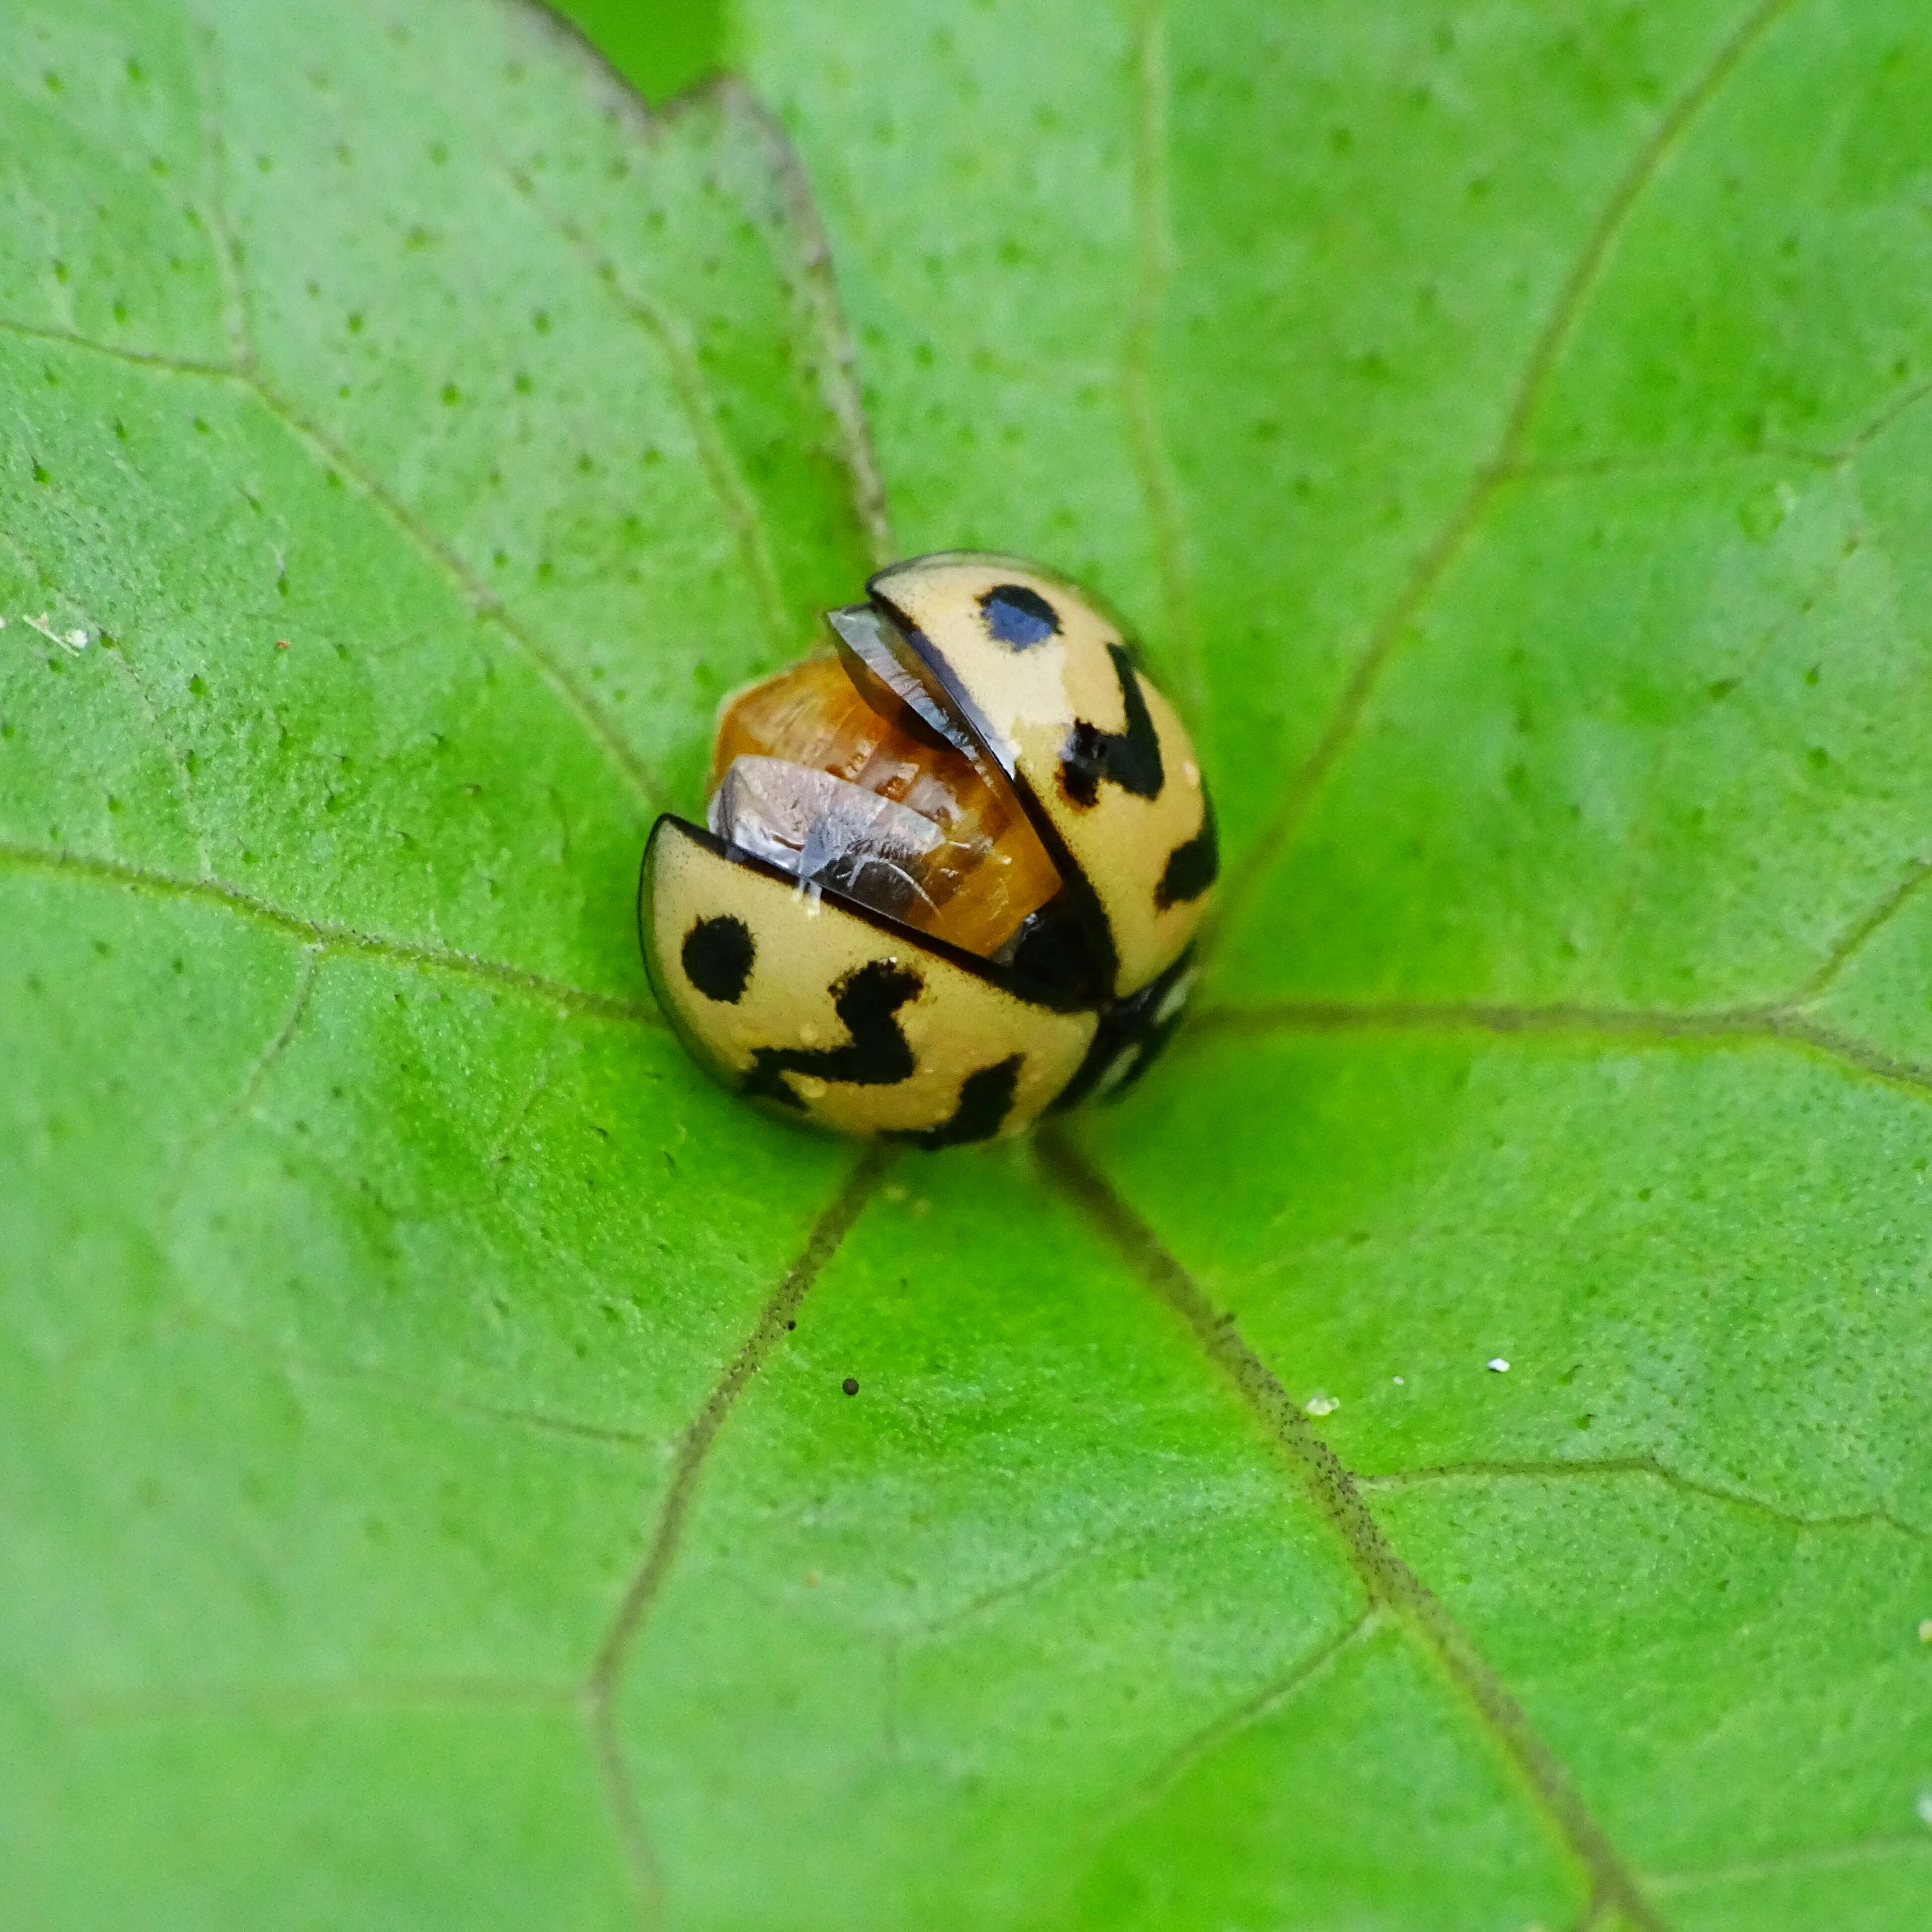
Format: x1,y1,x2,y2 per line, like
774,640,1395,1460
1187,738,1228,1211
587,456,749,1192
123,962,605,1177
639,553,1218,1142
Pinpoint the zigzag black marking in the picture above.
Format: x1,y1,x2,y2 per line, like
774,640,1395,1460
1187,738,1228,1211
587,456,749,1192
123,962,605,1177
1060,644,1164,807
1156,797,1218,910
887,1054,1024,1150
741,959,920,1110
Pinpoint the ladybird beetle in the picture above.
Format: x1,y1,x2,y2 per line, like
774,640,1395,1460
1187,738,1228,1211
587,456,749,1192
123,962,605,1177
639,552,1217,1144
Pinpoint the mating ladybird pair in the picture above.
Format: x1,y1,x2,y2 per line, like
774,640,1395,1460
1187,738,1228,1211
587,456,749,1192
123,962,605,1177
640,552,1216,1145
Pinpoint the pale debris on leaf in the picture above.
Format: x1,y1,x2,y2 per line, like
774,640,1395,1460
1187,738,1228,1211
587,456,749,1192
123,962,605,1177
1485,1358,1511,1373
1304,1392,1339,1417
1917,1791,1932,1829
23,611,89,653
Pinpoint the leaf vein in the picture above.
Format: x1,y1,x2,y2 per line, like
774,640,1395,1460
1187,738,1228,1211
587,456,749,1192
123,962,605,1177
1041,1131,1673,1932
200,13,654,819
0,313,236,379
582,1147,894,1925
725,78,899,569
0,318,668,811
1104,1605,1380,1833
234,363,669,811
1181,996,1932,1109
1357,1458,1927,1545
1648,1832,1932,1893
1124,0,1198,715
158,943,324,1222
0,841,654,1026
1789,853,1932,1002
187,1306,662,1451
497,156,798,667
1207,0,1806,962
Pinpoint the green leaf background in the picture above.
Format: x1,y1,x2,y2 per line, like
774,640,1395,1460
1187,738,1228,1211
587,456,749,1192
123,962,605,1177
4,1,1930,1927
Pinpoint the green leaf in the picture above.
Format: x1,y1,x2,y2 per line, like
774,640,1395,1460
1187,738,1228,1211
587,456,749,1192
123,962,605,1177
5,1,1930,1929
552,0,727,107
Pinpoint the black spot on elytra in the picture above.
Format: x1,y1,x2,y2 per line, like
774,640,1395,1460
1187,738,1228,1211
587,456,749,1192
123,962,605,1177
887,1053,1023,1151
1050,950,1194,1114
1005,895,1112,1006
1060,644,1164,807
682,914,754,1002
979,582,1060,648
742,959,920,1109
1155,797,1218,910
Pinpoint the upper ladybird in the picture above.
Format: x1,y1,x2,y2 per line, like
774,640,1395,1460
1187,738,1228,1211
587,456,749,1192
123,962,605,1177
639,553,1216,1144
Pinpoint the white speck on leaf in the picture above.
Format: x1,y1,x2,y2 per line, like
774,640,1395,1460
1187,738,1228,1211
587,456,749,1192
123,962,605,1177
1917,1791,1932,1828
21,612,86,654
1305,1392,1339,1417
1486,1358,1511,1373
1392,1375,1404,1385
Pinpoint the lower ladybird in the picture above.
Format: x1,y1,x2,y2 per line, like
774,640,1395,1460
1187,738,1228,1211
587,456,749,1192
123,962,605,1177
639,551,1217,1143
